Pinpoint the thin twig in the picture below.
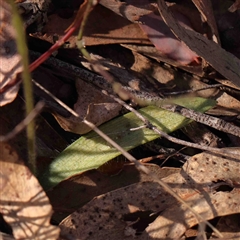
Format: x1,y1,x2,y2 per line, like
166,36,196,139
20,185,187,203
0,102,45,142
104,92,240,160
29,51,240,139
33,74,223,237
161,104,240,137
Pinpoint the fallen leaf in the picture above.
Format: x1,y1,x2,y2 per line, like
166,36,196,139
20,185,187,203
0,0,22,106
47,164,180,223
210,214,240,239
59,181,174,240
0,95,68,161
59,152,240,239
0,142,60,239
144,151,240,238
157,0,240,89
52,79,122,134
122,44,205,76
192,0,220,43
83,4,150,46
139,11,199,65
42,4,150,47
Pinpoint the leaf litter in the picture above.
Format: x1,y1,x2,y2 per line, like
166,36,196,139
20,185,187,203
0,0,22,106
1,0,240,239
59,152,240,239
0,142,60,239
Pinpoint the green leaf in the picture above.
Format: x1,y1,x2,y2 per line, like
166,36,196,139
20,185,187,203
39,97,216,190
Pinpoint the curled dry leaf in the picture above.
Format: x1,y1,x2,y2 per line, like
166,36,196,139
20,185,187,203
139,11,199,65
53,79,122,134
59,152,240,239
0,0,22,106
0,142,60,239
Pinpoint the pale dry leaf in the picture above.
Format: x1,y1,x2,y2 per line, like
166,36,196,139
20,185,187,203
100,0,154,23
59,152,240,239
144,151,240,238
52,79,122,134
0,0,21,106
182,150,240,186
0,142,60,240
212,92,240,116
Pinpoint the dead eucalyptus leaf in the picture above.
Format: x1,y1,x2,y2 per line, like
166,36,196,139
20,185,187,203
192,0,220,43
157,0,240,89
0,0,21,106
83,4,150,46
42,4,150,47
139,11,199,65
210,214,240,239
59,152,240,239
144,151,240,238
59,181,173,240
53,79,122,134
0,142,60,240
47,164,180,223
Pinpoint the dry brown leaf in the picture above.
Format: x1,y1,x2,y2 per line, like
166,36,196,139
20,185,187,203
47,164,180,223
209,92,240,116
192,0,220,43
157,0,240,89
143,151,240,238
59,152,240,239
228,0,240,12
83,4,150,46
53,79,122,134
59,181,174,240
42,4,150,47
0,95,68,161
210,214,240,239
0,0,22,106
100,0,154,23
122,44,205,76
139,11,199,65
0,142,60,239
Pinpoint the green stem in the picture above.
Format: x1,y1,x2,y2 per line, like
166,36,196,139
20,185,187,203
8,1,36,175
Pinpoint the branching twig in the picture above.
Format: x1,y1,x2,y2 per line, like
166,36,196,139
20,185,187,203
29,51,240,139
34,80,222,237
